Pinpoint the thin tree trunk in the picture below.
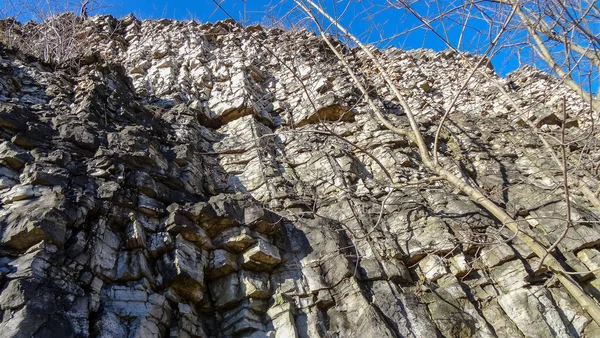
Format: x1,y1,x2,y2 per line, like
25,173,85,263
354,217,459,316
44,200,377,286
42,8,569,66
297,0,600,325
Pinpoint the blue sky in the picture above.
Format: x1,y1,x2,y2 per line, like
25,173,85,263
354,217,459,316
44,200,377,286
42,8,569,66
4,0,597,91
0,0,554,75
100,0,263,22
94,0,520,71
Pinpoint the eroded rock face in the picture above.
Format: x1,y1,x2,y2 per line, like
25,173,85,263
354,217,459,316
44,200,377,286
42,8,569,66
0,14,600,338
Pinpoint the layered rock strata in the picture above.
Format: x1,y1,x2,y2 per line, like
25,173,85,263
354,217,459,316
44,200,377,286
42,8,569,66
0,14,600,337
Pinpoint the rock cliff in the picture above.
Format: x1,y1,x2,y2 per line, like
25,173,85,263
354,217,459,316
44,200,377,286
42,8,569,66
1,14,600,337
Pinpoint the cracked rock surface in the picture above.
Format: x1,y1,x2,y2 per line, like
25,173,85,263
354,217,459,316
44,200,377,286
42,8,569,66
1,14,600,337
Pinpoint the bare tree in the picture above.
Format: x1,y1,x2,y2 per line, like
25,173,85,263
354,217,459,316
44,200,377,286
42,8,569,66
290,0,600,325
0,0,103,64
80,0,90,18
5,0,599,327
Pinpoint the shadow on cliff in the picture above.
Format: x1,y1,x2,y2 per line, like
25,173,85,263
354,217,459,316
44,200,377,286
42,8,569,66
0,45,62,250
0,43,314,337
442,118,512,208
159,109,318,336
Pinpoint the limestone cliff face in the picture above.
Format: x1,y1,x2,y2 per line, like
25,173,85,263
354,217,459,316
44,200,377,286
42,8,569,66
1,14,600,338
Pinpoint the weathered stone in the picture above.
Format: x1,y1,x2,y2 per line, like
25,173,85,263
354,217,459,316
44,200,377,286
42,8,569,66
0,141,32,169
577,248,600,276
417,255,447,282
93,311,128,338
0,279,31,310
207,249,238,279
0,14,598,338
367,281,439,338
159,235,207,303
138,193,166,217
165,211,212,250
0,166,18,190
448,253,470,276
300,265,328,293
267,298,299,338
221,305,266,336
549,286,600,337
489,259,530,293
481,299,524,338
480,243,516,268
498,287,570,338
394,216,456,262
242,239,282,271
209,272,243,309
90,219,120,280
214,226,256,252
97,180,121,199
0,191,68,250
126,218,146,249
20,163,69,186
135,171,159,197
0,305,56,338
100,285,150,317
417,80,432,92
240,271,271,299
148,232,173,258
1,184,38,204
61,125,100,151
172,303,208,338
115,250,152,281
422,276,495,338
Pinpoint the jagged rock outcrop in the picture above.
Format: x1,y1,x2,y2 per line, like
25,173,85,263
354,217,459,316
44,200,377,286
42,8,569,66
1,14,600,337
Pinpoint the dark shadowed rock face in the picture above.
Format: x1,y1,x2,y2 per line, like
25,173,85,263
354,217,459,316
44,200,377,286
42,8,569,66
0,14,599,338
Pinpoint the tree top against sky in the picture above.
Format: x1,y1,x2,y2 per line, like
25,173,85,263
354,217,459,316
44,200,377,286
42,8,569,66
2,0,598,94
